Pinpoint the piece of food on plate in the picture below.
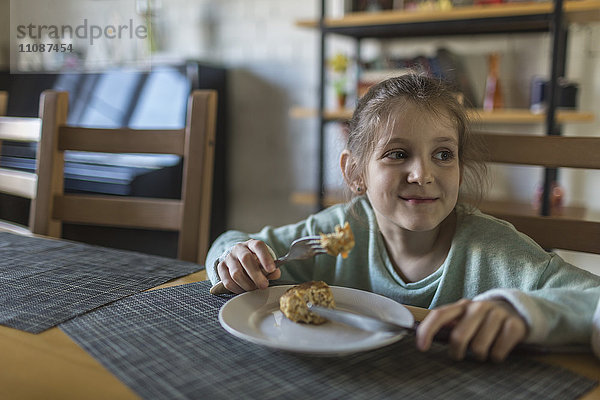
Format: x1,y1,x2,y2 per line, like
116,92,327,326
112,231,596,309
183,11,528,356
320,222,355,258
279,281,335,324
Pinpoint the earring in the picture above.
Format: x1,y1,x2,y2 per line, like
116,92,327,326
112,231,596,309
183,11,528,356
356,186,363,192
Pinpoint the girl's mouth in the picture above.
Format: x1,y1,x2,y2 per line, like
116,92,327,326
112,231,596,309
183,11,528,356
400,196,438,204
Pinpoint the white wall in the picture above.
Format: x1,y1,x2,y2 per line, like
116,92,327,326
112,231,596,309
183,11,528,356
153,0,323,231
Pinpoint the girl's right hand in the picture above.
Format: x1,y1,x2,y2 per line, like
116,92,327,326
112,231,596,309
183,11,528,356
416,299,527,362
216,239,281,294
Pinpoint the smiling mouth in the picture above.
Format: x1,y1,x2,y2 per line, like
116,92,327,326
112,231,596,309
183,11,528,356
400,196,438,204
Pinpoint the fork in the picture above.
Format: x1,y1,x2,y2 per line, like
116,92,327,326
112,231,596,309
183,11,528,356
209,236,327,295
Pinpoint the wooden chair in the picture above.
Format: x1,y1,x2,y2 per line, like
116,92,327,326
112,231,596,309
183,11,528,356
476,133,600,255
0,91,7,115
30,89,218,264
0,91,42,234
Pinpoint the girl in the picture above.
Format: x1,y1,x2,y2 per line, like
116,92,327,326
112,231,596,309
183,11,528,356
206,74,600,362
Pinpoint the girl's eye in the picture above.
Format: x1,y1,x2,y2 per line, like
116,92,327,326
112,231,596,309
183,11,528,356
434,150,454,161
384,150,407,160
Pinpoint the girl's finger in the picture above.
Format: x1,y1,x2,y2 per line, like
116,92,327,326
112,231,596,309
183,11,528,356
489,316,527,362
468,306,507,361
217,261,244,294
266,269,282,280
447,301,492,361
247,239,277,274
417,299,470,352
225,251,259,292
236,249,269,290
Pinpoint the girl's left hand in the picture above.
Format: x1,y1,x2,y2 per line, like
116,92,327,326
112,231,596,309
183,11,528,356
416,299,528,362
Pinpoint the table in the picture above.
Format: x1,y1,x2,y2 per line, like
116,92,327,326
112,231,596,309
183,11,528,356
2,272,599,399
1,237,599,399
0,271,206,400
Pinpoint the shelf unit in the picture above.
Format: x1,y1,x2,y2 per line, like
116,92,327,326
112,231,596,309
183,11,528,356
290,191,588,220
296,0,600,32
290,107,595,124
295,0,600,212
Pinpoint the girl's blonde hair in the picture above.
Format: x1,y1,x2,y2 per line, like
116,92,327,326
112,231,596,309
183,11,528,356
345,73,488,206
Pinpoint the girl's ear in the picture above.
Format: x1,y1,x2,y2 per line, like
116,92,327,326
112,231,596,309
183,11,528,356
340,150,364,194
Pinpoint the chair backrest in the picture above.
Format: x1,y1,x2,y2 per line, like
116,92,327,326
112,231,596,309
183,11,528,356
0,91,7,116
0,91,42,234
475,133,600,255
30,89,218,264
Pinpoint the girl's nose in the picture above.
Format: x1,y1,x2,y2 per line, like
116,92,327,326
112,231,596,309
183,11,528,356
407,159,434,185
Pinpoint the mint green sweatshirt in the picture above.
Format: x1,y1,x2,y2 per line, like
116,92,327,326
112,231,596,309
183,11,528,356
206,196,600,350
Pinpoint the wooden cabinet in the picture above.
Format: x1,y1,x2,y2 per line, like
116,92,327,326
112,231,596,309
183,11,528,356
293,0,600,212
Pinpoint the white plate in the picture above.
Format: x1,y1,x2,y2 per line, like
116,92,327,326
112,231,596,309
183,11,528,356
218,285,414,356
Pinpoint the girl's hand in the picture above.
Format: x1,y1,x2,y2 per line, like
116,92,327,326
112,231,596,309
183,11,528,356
416,299,528,362
216,239,281,294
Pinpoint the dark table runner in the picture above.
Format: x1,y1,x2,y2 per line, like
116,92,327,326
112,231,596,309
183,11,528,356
61,280,598,400
0,232,201,333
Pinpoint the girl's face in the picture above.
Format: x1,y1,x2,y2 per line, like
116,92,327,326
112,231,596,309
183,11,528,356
364,103,461,234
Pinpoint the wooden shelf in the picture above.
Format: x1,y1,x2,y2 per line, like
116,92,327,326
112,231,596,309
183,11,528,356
479,199,586,219
290,107,595,124
291,191,587,219
290,191,345,207
296,1,600,38
471,109,595,124
289,107,352,121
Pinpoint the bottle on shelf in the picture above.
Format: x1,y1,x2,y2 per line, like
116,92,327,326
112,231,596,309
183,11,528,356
483,52,504,111
329,53,350,110
533,181,565,215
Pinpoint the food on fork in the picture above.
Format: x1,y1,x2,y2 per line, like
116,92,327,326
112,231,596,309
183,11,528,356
279,281,335,324
320,222,355,258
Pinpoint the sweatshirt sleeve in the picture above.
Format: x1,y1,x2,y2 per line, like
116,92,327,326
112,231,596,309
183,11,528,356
204,203,351,285
474,255,600,351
